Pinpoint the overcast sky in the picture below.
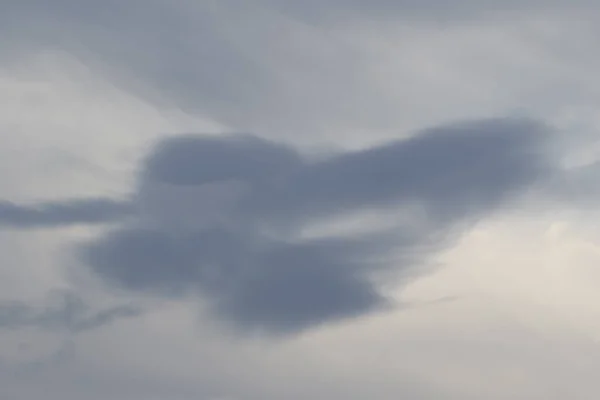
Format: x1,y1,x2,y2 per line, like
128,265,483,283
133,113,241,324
2,1,600,399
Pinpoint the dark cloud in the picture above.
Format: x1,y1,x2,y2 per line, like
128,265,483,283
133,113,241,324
250,119,548,225
0,290,140,333
213,237,388,334
142,134,304,186
74,117,550,335
0,198,133,228
0,118,551,335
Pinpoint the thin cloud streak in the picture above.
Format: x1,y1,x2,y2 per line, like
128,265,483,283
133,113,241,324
0,291,140,333
0,198,133,228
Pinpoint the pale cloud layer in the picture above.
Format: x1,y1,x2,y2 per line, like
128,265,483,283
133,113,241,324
2,1,600,399
3,1,600,145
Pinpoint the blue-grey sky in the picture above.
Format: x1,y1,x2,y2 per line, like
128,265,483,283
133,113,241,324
2,1,600,399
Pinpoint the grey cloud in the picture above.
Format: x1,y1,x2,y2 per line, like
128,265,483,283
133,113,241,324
213,238,387,334
84,227,395,335
0,118,551,335
76,117,550,335
0,198,133,228
2,0,598,150
142,134,304,186
6,0,584,138
250,118,548,225
0,290,140,333
262,0,597,24
1,0,279,131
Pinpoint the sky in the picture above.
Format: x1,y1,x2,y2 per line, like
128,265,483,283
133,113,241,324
2,1,600,399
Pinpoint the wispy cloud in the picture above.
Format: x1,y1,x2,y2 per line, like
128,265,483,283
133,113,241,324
0,290,140,333
0,198,132,228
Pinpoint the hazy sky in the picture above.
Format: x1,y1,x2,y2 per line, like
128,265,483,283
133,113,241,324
2,1,600,399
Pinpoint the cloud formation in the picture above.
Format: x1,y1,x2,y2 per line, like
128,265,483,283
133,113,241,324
4,1,600,398
0,118,551,335
73,117,549,335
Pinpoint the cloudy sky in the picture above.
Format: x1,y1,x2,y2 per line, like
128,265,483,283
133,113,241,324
2,1,600,399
